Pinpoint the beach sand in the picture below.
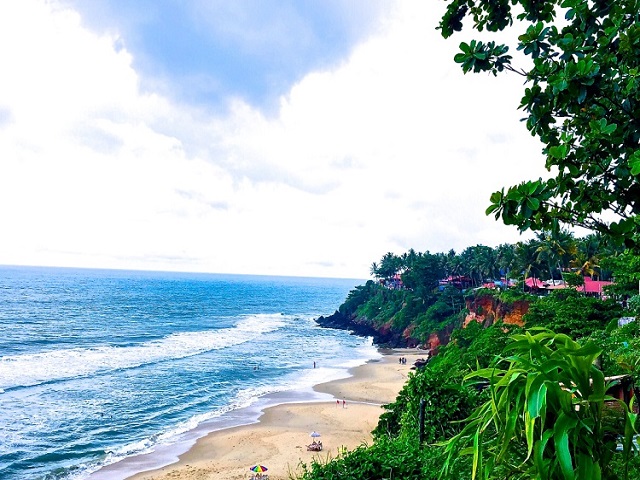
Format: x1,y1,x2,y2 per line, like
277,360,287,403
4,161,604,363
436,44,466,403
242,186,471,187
126,349,426,480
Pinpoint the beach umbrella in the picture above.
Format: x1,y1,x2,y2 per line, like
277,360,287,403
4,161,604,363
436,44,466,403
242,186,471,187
310,431,321,438
250,465,268,473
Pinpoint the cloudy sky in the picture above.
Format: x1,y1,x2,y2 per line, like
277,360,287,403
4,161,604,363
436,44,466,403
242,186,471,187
0,0,545,279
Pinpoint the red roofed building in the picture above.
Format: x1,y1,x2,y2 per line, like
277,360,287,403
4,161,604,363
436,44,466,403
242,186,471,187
524,277,546,290
579,277,613,298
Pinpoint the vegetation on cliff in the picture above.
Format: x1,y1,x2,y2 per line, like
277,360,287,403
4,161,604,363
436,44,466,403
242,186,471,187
297,1,640,477
335,231,634,348
298,237,640,479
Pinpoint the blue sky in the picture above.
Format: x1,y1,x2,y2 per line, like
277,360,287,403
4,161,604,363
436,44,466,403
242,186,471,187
0,1,544,278
66,0,388,111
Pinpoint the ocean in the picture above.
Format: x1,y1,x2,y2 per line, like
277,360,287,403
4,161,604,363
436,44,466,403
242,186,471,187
0,266,378,480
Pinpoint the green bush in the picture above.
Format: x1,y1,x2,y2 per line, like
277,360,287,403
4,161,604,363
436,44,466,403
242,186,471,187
523,289,623,339
374,346,481,443
294,436,434,480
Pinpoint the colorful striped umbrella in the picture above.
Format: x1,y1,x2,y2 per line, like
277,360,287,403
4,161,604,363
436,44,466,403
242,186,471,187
250,465,268,473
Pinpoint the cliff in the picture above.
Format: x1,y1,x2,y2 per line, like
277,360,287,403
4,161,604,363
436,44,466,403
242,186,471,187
315,310,413,348
316,292,530,350
463,294,529,328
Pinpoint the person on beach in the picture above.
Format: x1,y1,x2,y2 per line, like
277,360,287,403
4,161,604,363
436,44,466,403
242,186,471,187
313,361,316,368
342,399,346,408
336,399,340,408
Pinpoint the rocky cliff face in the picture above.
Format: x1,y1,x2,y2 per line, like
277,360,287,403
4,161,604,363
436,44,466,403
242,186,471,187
315,311,412,348
316,294,530,350
463,294,529,328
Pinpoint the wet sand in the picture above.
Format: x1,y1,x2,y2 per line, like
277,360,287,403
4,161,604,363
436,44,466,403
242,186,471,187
126,349,426,480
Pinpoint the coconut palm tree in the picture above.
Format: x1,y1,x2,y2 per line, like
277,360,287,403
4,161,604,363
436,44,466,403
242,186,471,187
534,230,577,284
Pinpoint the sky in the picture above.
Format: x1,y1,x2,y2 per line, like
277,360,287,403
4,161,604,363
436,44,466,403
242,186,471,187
0,0,547,279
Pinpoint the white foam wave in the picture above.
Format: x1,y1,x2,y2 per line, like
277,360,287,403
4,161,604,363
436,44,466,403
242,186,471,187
82,335,380,479
0,314,284,390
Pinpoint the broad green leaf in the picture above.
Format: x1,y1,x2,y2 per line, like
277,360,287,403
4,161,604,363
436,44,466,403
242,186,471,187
549,145,568,159
524,410,536,459
459,41,471,54
526,373,547,419
629,151,640,176
454,52,468,63
527,197,540,210
534,430,554,475
554,412,577,480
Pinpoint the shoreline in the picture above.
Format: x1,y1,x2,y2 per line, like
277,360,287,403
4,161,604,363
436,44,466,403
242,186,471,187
114,348,425,480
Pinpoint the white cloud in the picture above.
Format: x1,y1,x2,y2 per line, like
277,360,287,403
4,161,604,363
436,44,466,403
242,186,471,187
0,0,545,278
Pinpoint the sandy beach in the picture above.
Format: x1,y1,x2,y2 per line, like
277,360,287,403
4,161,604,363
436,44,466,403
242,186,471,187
125,349,426,480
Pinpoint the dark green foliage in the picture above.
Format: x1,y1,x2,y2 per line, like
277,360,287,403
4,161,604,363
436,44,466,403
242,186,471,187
401,252,446,300
588,322,640,383
442,330,639,480
563,272,585,288
340,281,378,315
609,451,640,480
601,251,640,298
295,436,457,480
449,320,521,370
412,298,461,340
523,289,623,339
390,295,423,332
350,286,406,327
371,252,405,280
440,0,640,248
497,288,536,304
374,354,480,443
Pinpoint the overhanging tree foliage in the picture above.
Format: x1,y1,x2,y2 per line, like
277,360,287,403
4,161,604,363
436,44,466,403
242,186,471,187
439,0,640,247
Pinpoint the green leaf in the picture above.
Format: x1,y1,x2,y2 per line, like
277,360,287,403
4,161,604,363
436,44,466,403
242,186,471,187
549,145,568,159
554,412,577,480
629,151,640,176
602,123,617,135
527,197,541,211
534,430,554,475
527,180,541,195
454,52,468,64
526,374,547,419
472,429,481,479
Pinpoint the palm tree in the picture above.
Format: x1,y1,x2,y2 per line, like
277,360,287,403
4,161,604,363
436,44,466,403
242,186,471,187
572,234,603,279
496,243,517,287
377,252,402,280
460,245,498,287
514,240,543,291
370,262,379,279
534,230,577,284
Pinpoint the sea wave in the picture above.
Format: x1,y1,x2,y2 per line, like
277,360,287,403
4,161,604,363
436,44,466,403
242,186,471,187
0,314,285,390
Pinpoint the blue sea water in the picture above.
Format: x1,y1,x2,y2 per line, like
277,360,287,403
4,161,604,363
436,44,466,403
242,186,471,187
0,266,377,480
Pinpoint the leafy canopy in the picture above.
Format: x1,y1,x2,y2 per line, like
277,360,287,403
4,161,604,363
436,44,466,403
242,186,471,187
439,0,640,248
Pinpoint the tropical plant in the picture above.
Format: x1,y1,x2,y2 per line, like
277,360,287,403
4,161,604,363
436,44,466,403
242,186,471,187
441,329,639,480
534,230,577,284
401,252,446,300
